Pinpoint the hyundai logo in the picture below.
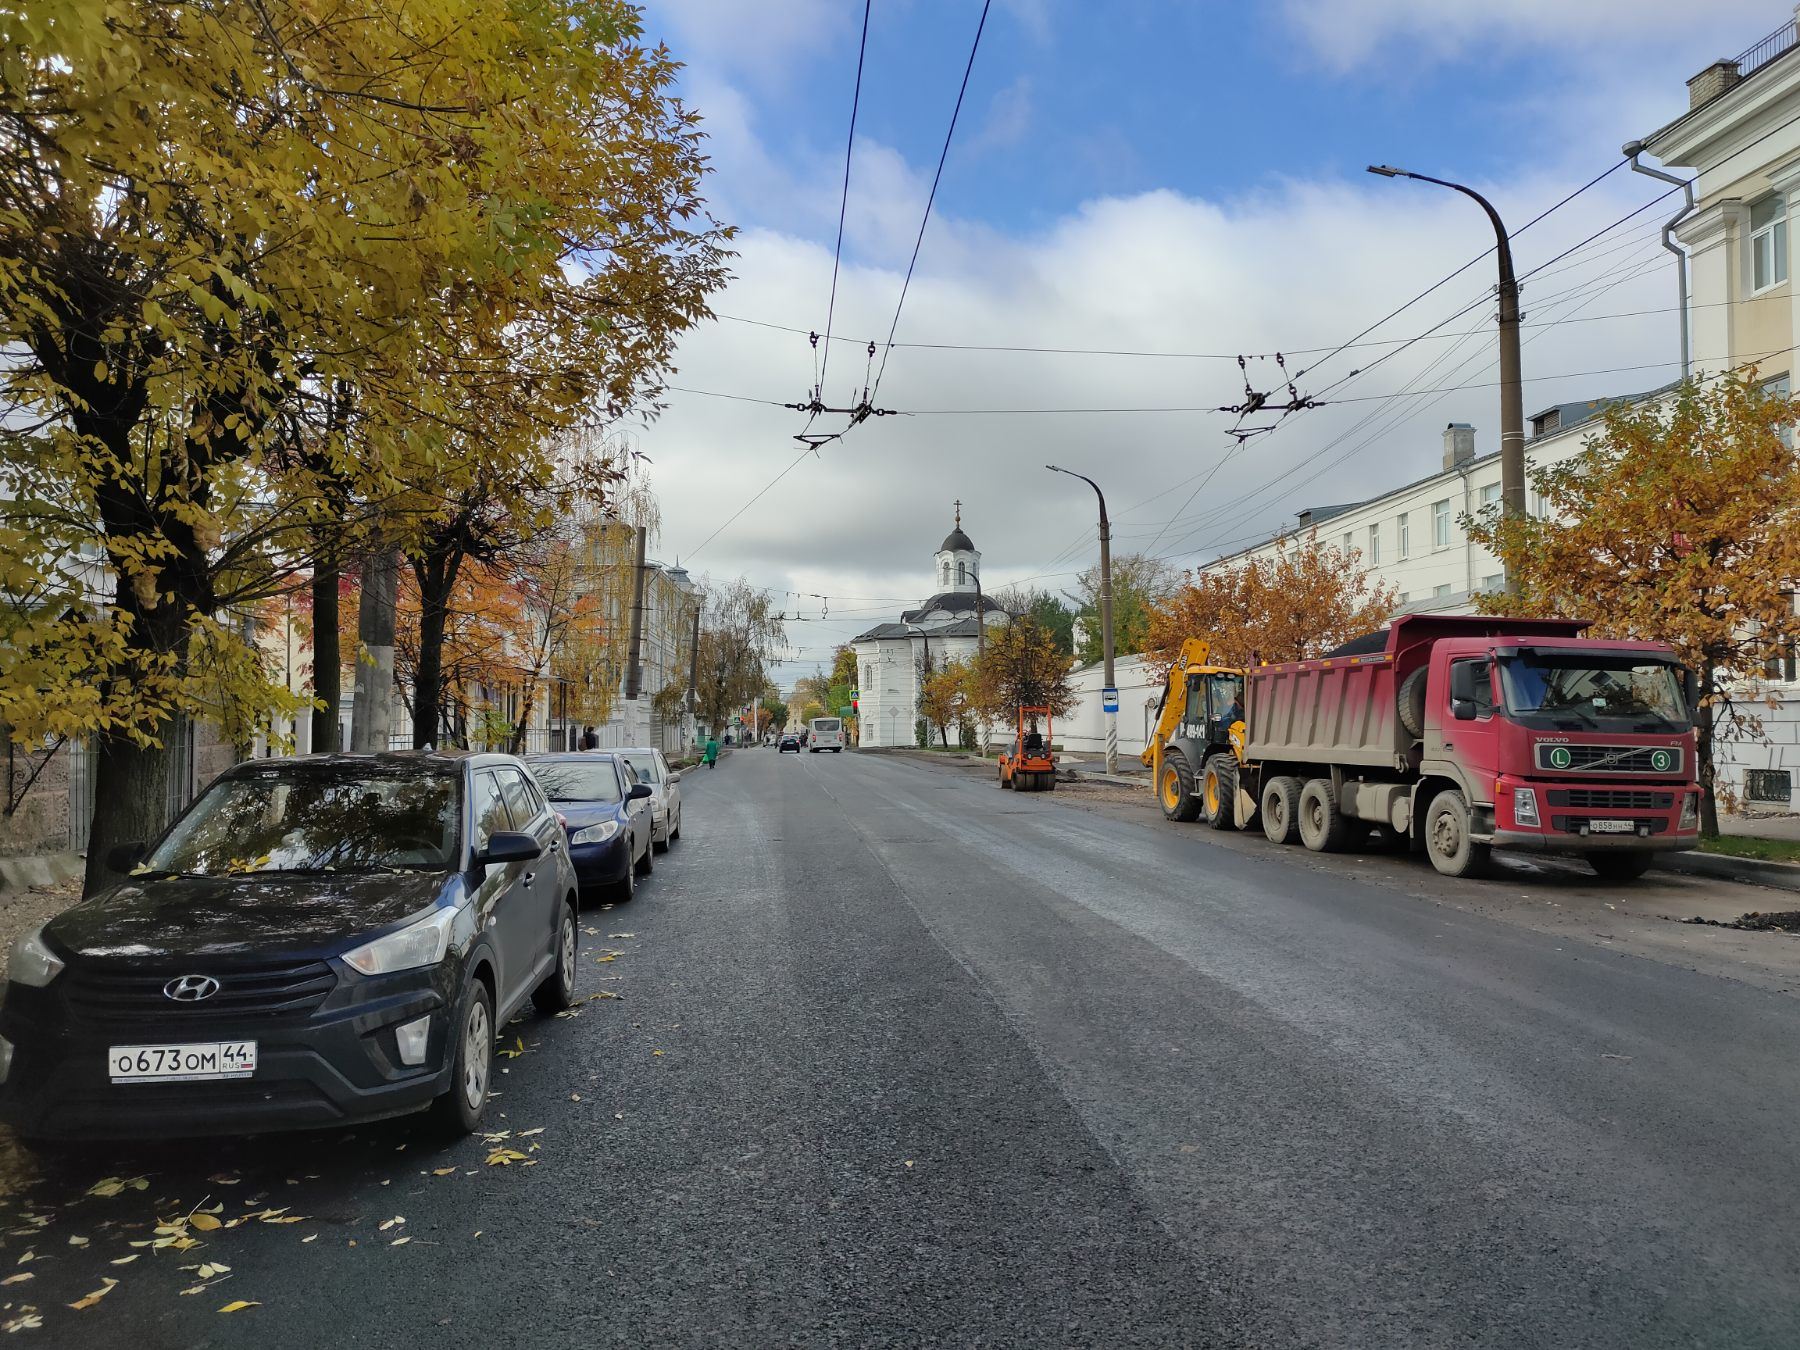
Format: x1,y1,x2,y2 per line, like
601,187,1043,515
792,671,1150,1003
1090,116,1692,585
164,974,220,1003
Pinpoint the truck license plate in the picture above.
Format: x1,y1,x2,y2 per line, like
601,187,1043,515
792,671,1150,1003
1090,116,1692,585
109,1042,257,1083
1588,820,1635,834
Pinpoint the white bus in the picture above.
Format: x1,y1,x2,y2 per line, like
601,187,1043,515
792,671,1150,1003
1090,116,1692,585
808,717,845,753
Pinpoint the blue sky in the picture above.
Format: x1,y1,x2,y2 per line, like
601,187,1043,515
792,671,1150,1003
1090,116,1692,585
636,0,1779,683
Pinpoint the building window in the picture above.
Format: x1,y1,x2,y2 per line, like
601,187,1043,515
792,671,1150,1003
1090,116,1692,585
941,562,951,587
1367,524,1380,564
1478,482,1501,513
1341,531,1354,554
1398,592,1410,605
1751,194,1789,293
1432,498,1451,548
1765,372,1793,446
956,561,966,586
1397,512,1410,558
1433,583,1453,599
1481,572,1505,593
1531,409,1560,438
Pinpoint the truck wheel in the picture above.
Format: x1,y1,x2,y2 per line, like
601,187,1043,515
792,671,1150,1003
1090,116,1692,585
1261,776,1302,845
1587,850,1653,882
1397,667,1429,740
1206,758,1240,832
1425,790,1491,878
1298,778,1352,852
1159,750,1202,822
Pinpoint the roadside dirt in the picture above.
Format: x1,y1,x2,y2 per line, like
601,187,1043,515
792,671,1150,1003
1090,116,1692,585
906,754,1800,999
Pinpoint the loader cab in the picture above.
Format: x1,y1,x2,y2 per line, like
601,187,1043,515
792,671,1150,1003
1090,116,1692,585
1184,670,1245,746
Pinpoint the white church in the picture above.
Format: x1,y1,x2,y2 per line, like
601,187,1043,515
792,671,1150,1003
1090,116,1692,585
852,509,1009,749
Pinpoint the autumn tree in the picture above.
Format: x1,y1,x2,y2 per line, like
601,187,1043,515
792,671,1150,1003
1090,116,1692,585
0,0,730,891
831,644,858,690
1073,554,1176,666
1145,532,1399,672
920,658,974,748
991,586,1075,656
692,578,787,733
1467,375,1800,836
971,617,1076,723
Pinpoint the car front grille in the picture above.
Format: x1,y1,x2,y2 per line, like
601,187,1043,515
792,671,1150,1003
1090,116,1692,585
1534,744,1683,774
1545,790,1673,810
61,959,336,1025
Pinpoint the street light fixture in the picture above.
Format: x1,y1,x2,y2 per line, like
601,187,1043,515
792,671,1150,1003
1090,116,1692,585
1367,164,1525,594
1046,464,1117,772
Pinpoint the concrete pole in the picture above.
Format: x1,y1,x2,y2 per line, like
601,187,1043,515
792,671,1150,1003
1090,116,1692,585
1048,466,1116,772
350,547,399,751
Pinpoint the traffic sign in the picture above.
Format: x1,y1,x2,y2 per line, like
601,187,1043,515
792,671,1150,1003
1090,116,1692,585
1102,686,1119,713
850,687,859,700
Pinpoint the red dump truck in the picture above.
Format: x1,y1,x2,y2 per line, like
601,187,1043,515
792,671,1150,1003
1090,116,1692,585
1218,615,1702,879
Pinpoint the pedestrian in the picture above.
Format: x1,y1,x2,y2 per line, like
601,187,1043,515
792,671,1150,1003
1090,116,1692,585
581,725,599,750
703,734,720,769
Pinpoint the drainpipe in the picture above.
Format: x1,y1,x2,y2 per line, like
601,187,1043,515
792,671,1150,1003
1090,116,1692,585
1622,139,1697,380
1458,462,1475,600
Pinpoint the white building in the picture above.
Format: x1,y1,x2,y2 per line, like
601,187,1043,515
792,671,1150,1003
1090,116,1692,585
852,512,1008,748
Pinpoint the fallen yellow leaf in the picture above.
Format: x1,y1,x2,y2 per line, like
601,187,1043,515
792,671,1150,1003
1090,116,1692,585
390,1236,411,1246
218,1300,260,1313
68,1235,88,1247
0,1273,32,1286
484,1148,528,1166
68,1276,119,1311
2,1314,41,1333
431,1168,456,1177
111,1255,139,1266
190,1214,222,1232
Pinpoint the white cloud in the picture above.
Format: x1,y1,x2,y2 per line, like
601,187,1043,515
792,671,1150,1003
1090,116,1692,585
1280,0,1775,73
967,75,1035,156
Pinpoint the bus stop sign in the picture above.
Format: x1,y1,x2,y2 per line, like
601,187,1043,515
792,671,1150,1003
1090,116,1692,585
1102,687,1119,713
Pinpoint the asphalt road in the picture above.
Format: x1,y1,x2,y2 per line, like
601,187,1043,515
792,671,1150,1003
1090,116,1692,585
7,747,1799,1348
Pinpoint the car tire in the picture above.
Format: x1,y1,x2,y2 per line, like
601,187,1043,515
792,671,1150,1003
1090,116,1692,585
612,857,636,902
635,833,654,877
1425,789,1491,878
431,977,494,1136
653,828,670,855
1261,775,1302,845
532,901,578,1014
1587,850,1654,881
670,810,681,842
1298,778,1353,853
1159,749,1201,821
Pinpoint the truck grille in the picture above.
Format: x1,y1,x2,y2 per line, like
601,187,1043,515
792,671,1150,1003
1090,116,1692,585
62,959,336,1025
1534,744,1683,774
1545,790,1673,810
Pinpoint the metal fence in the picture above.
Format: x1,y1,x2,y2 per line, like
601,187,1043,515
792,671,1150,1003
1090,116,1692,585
1738,19,1799,80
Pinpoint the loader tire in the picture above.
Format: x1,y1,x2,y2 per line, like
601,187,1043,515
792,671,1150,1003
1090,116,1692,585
1397,667,1429,741
1159,750,1202,822
1205,757,1240,832
1298,778,1353,853
1261,775,1303,845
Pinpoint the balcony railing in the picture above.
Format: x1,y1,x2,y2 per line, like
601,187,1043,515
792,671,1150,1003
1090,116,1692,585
1738,18,1799,80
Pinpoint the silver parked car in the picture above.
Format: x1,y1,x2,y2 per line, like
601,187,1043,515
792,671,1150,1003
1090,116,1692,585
617,748,683,853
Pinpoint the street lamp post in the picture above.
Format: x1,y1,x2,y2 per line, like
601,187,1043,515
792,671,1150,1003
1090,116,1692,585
1368,165,1525,594
902,621,932,748
1046,464,1116,772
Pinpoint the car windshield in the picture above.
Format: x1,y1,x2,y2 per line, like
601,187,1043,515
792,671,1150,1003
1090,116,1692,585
1497,655,1689,732
619,754,661,784
143,767,460,876
529,761,623,803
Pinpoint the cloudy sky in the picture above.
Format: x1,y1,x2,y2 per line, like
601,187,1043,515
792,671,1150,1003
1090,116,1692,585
632,0,1776,684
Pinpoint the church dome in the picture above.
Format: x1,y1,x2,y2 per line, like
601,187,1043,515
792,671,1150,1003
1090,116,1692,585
939,525,975,553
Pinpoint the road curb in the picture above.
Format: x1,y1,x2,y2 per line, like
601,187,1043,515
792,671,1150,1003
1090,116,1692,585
1655,850,1800,895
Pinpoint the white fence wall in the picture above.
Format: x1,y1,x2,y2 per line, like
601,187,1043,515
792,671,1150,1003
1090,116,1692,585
1060,654,1162,760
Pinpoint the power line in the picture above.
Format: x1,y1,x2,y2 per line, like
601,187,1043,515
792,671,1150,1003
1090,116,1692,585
868,0,993,403
816,0,874,401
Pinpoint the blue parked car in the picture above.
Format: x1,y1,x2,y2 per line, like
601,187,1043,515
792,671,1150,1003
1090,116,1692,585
525,754,655,902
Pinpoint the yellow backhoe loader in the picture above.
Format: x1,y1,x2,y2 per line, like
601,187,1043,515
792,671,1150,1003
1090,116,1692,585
1143,638,1253,830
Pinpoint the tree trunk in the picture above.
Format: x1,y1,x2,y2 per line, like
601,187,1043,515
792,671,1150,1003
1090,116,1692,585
412,555,456,749
310,557,340,754
1697,663,1720,838
83,724,173,897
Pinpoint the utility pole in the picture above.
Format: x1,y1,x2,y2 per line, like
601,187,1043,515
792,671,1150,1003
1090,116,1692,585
1368,166,1525,592
350,547,400,751
1047,465,1116,772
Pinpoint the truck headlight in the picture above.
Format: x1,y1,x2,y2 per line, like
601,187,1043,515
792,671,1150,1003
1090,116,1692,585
7,925,64,988
1512,787,1541,828
570,820,620,845
1679,792,1699,830
342,907,456,977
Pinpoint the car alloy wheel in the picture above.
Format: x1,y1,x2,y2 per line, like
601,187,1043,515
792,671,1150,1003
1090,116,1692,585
461,994,491,1112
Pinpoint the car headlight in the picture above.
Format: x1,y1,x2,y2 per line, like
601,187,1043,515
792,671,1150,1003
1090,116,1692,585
1679,792,1699,830
569,820,621,845
1512,787,1540,828
7,925,63,988
342,907,457,977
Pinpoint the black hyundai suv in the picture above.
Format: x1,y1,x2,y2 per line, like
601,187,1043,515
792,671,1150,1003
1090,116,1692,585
0,751,579,1141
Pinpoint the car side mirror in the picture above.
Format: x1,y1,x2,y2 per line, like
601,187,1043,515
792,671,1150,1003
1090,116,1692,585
106,841,146,873
627,783,653,801
667,771,681,783
474,831,542,866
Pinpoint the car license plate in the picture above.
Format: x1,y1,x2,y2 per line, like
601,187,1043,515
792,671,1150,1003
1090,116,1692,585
1588,820,1635,834
109,1042,257,1083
